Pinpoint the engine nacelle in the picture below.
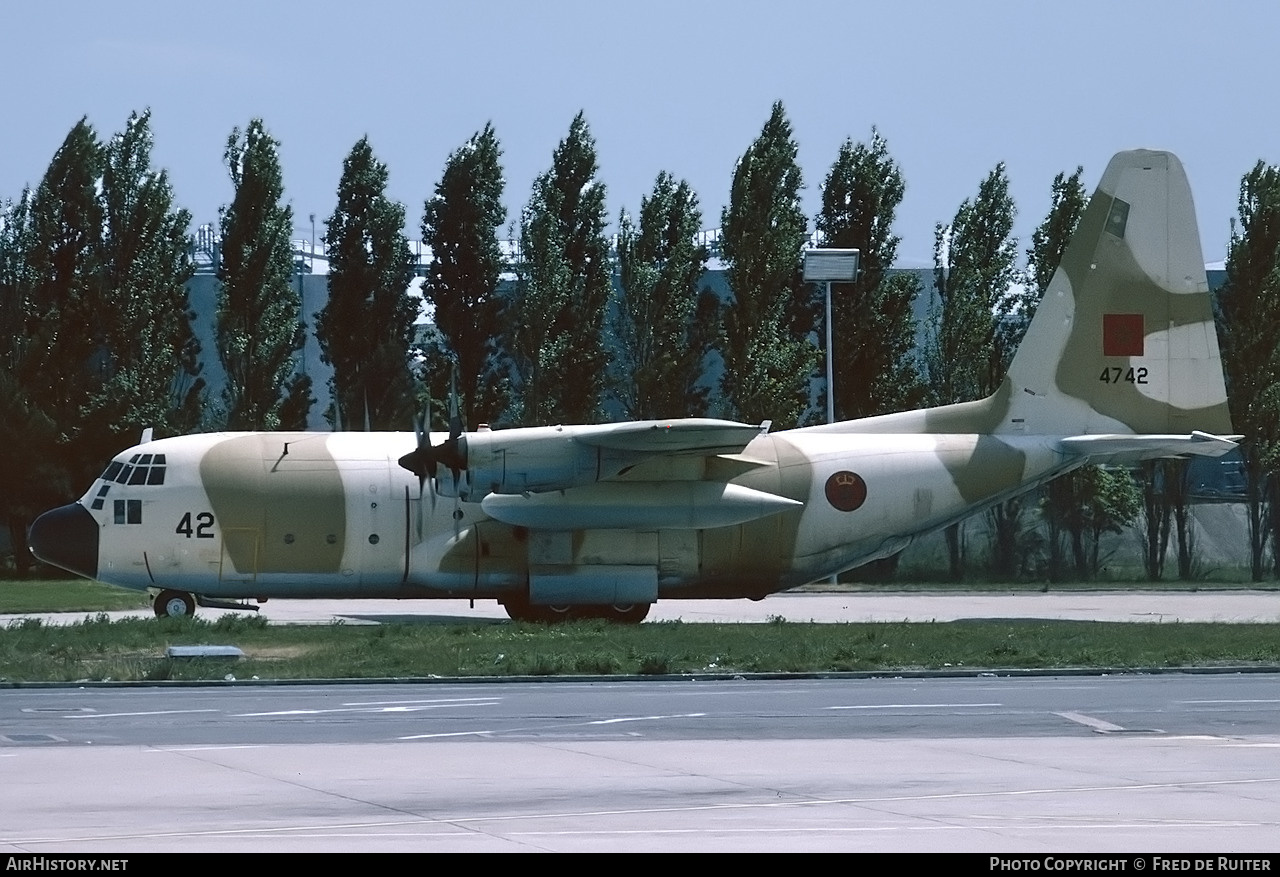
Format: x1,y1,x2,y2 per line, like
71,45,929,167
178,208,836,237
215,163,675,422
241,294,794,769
463,425,634,497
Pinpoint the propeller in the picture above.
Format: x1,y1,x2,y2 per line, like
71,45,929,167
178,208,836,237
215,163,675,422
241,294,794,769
398,365,468,536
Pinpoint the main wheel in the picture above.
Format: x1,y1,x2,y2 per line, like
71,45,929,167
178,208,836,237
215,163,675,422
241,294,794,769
500,596,650,624
502,597,573,623
154,589,196,618
538,604,574,623
573,603,652,623
603,603,651,624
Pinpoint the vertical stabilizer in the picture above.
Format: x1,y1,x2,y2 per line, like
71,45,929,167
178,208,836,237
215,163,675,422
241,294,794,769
1001,149,1233,437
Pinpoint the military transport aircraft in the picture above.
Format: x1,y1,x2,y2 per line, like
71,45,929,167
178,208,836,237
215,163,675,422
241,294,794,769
29,149,1238,623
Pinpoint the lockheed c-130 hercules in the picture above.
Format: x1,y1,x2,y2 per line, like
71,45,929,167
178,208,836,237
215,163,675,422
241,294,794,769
30,149,1239,623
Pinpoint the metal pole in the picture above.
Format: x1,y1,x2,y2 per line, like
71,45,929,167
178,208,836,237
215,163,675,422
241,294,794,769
803,248,856,427
825,279,834,424
824,278,836,585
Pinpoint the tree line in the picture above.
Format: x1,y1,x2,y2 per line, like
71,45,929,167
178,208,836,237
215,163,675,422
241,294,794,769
3,103,1280,581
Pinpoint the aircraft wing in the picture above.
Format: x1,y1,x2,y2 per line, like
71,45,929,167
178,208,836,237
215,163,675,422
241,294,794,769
458,418,772,498
1059,431,1241,461
569,418,766,454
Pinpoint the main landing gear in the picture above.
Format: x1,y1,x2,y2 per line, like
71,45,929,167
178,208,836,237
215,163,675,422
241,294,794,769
501,596,651,624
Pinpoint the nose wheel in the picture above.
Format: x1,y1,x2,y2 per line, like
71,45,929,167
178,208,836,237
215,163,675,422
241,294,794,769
154,589,196,618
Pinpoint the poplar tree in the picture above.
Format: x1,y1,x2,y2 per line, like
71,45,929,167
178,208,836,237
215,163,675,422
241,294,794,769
719,101,817,428
1215,160,1280,580
926,164,1018,578
317,137,417,431
15,119,106,439
1027,167,1090,580
614,171,716,419
0,198,29,367
1025,167,1086,314
816,129,921,420
510,112,611,425
1137,459,1174,580
1,113,199,571
88,109,201,453
217,119,310,430
1041,464,1141,579
926,163,1019,406
0,193,65,573
422,123,508,429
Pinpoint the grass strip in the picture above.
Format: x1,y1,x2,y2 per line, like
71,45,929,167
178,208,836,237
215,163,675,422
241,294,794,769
0,579,151,613
2,613,1278,683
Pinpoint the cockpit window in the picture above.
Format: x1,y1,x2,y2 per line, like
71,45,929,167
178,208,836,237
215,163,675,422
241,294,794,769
109,456,166,486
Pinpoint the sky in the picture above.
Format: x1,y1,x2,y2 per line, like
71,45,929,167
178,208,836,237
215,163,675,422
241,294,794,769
3,0,1278,267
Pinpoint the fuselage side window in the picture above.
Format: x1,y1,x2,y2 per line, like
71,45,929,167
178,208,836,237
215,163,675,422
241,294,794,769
113,499,144,524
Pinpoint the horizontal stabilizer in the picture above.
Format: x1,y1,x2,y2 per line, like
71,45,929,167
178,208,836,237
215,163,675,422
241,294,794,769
1059,431,1240,461
481,481,803,530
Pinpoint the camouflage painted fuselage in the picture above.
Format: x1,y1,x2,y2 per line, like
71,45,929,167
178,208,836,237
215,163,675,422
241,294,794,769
78,425,1069,602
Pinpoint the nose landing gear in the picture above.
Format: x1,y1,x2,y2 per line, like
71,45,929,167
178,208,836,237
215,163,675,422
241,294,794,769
153,589,196,618
150,590,262,618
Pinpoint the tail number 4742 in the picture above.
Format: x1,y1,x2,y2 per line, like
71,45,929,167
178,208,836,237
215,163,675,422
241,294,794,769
1099,366,1148,384
176,512,215,538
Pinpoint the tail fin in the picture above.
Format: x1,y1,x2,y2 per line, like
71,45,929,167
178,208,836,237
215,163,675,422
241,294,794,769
1002,149,1233,438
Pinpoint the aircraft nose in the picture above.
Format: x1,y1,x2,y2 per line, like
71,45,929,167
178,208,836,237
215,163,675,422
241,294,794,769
29,503,99,580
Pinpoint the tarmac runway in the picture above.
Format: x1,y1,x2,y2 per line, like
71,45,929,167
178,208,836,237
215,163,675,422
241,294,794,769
5,587,1280,627
4,674,1280,852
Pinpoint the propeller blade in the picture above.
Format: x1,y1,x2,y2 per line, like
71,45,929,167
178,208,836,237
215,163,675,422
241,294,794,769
397,360,469,502
448,362,463,440
442,359,468,497
398,397,437,495
415,401,430,497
